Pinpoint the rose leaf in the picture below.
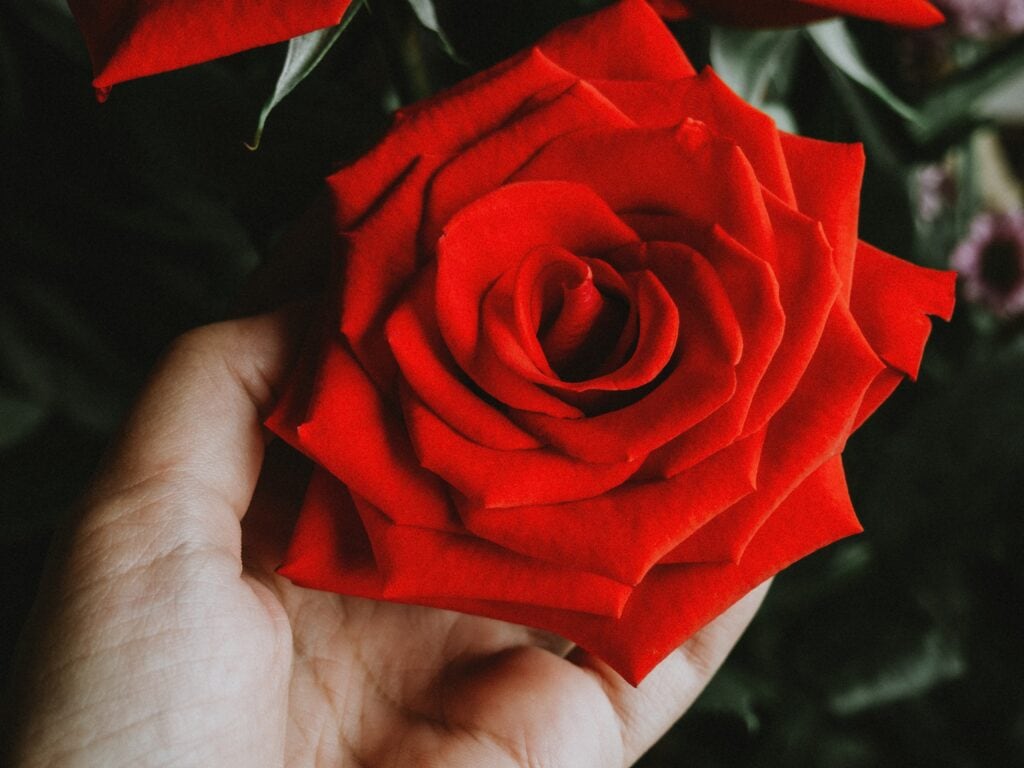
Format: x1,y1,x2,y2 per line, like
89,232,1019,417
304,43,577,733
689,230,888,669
246,0,367,151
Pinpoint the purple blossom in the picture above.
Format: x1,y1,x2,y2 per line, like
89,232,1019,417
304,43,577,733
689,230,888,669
934,0,1024,38
914,164,958,223
951,211,1024,317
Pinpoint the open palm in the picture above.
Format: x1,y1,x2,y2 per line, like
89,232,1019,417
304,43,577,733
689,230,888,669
8,312,767,768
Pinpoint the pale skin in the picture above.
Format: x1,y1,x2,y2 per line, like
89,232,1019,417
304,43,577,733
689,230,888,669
6,310,769,767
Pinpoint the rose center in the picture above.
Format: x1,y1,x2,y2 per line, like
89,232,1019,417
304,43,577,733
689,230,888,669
537,264,630,382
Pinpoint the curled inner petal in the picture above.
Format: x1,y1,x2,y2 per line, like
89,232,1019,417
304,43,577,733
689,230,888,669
480,247,680,416
539,262,627,379
509,246,635,382
435,180,641,415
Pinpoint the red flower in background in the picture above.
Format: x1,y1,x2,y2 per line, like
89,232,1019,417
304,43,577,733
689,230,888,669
67,0,354,99
650,0,943,26
267,0,955,684
68,0,943,101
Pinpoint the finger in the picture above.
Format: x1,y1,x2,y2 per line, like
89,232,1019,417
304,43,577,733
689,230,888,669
82,308,305,553
571,579,772,767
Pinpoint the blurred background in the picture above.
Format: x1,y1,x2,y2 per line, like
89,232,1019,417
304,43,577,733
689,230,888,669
1,0,1022,764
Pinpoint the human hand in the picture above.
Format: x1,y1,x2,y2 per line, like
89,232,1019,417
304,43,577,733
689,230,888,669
7,310,769,767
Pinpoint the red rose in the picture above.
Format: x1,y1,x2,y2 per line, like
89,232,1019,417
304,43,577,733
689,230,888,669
66,0,354,99
268,0,955,684
650,0,944,26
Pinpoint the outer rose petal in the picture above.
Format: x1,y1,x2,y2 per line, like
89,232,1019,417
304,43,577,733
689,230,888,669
657,0,943,27
780,133,866,299
594,70,797,207
68,0,352,97
279,456,863,686
291,339,459,532
401,386,644,509
460,428,765,585
534,0,695,79
279,469,633,617
329,48,578,228
850,242,957,379
665,301,883,563
848,241,956,429
547,454,864,684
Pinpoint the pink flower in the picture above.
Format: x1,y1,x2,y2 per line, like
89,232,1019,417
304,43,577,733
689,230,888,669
952,211,1024,317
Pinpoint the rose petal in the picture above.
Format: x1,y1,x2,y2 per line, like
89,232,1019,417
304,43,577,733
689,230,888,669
511,122,774,259
350,490,631,617
639,226,784,477
534,0,695,80
328,47,577,228
339,155,445,384
69,0,352,93
509,241,741,463
277,467,384,597
461,428,764,585
420,80,636,248
594,69,796,206
287,455,861,685
851,368,906,431
278,469,633,616
525,454,863,684
850,241,957,379
293,338,459,531
435,180,640,416
481,249,678,397
780,133,865,299
664,301,882,563
386,268,543,452
401,385,643,508
740,192,843,435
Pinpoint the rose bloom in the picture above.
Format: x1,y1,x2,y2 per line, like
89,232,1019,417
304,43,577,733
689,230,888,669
68,0,942,99
265,0,956,683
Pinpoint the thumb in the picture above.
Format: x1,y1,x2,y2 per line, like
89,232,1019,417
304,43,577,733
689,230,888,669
80,308,304,559
574,578,771,767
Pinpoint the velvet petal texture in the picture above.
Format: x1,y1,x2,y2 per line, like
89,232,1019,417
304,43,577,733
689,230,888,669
268,0,955,684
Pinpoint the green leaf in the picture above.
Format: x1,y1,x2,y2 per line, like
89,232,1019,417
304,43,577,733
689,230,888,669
709,26,801,108
405,0,463,62
828,630,965,716
804,19,919,123
4,0,88,65
0,390,46,450
246,0,366,150
913,37,1024,143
